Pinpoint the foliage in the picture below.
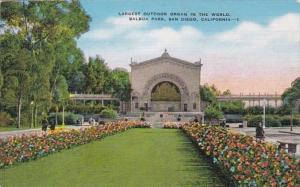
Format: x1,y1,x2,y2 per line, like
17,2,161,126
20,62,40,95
182,124,300,187
243,115,300,127
100,108,117,119
0,121,149,169
0,112,14,126
276,104,292,115
279,115,300,127
84,56,110,94
282,77,300,108
108,69,131,101
0,1,91,128
200,84,217,103
219,101,244,114
48,112,83,125
204,105,223,123
222,89,231,95
64,104,106,114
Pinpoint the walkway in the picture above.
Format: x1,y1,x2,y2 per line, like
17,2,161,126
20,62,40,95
1,129,226,187
230,126,300,156
0,125,87,139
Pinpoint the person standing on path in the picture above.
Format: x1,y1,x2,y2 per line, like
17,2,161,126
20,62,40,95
256,122,265,140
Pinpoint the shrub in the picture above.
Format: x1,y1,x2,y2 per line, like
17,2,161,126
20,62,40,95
280,115,300,126
100,108,117,119
65,104,106,114
220,101,244,114
244,115,281,127
0,112,14,126
50,104,119,115
265,115,281,127
48,112,83,125
204,106,223,123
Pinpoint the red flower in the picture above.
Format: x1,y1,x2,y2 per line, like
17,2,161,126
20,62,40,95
261,161,269,168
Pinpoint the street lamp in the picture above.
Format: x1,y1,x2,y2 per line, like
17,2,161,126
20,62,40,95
262,99,266,128
283,98,293,131
290,108,294,131
30,101,34,128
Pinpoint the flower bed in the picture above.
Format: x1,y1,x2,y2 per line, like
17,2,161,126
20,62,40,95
163,122,185,129
180,123,300,187
0,121,150,169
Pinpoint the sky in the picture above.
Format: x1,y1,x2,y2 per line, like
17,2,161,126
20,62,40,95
77,0,300,94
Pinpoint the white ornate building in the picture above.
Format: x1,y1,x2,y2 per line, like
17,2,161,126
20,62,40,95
130,50,202,112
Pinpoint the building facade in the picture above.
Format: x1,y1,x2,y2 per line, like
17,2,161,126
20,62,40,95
130,50,202,112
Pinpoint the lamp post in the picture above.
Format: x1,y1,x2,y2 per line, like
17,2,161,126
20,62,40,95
290,108,293,131
262,99,266,128
283,97,293,132
62,104,65,127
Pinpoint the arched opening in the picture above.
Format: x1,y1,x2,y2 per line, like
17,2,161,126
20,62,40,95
150,81,181,112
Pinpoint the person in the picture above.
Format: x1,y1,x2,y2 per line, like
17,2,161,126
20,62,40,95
41,113,48,131
256,122,265,140
140,112,145,121
89,117,93,125
220,120,226,128
41,118,48,131
177,114,182,122
194,116,199,123
49,122,55,131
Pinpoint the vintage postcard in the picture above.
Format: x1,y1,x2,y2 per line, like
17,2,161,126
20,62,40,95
0,0,299,186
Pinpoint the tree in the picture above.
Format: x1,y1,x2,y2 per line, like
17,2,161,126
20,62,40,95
0,34,32,128
200,84,217,104
204,105,223,124
222,89,231,95
0,0,90,128
0,71,3,91
109,69,132,101
84,56,110,94
53,75,69,126
282,77,300,109
220,101,244,114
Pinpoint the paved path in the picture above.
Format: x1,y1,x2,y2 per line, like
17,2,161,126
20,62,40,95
230,126,300,156
0,125,89,139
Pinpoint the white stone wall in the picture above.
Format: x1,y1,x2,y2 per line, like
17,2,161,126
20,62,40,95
130,53,202,112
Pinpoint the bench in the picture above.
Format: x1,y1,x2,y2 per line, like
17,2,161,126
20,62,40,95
277,141,298,154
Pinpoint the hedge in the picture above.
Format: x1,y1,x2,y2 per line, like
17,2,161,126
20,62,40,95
100,108,117,119
0,121,150,169
244,115,300,127
48,112,84,125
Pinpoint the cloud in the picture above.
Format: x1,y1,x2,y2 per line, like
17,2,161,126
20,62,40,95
215,13,300,48
83,16,146,40
79,13,300,93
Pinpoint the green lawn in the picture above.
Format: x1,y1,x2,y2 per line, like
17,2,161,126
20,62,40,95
0,128,226,187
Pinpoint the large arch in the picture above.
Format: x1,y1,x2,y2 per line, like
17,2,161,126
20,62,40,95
142,73,190,111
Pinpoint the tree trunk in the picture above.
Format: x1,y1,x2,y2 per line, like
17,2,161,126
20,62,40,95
17,97,22,128
62,105,65,126
55,106,58,126
34,104,37,128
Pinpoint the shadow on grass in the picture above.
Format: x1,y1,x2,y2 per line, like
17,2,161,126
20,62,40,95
175,130,235,187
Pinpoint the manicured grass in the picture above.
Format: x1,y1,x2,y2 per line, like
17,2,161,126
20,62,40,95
0,128,225,187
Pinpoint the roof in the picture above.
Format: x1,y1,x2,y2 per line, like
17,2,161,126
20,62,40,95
130,49,202,68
